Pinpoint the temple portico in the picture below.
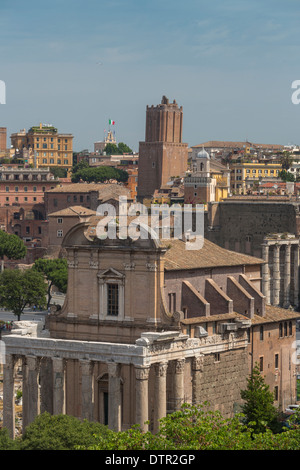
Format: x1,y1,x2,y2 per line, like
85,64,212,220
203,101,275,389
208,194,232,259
2,326,249,438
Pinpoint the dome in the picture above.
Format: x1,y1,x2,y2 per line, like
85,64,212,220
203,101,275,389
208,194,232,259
197,147,210,159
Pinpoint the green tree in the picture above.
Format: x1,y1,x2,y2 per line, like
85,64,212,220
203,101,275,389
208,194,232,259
103,143,119,155
117,142,133,154
71,165,128,184
50,167,68,178
280,151,293,170
71,159,89,174
279,169,295,182
18,412,110,450
0,268,47,320
240,363,279,434
33,258,68,308
0,230,27,261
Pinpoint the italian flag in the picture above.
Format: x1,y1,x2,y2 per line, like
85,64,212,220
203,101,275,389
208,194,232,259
109,119,115,125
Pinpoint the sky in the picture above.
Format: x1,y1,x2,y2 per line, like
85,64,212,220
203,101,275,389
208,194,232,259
1,0,300,152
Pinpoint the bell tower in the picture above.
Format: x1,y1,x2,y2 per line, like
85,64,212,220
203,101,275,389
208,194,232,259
137,96,188,201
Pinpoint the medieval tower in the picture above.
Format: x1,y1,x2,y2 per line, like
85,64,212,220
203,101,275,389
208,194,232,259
137,96,188,201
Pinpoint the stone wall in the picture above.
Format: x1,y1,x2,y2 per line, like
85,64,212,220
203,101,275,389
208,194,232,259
193,346,248,417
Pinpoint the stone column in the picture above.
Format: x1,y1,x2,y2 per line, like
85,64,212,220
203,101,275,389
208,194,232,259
40,357,53,414
108,362,122,432
173,358,185,411
135,365,150,432
3,354,16,439
261,243,270,304
273,244,281,306
294,244,300,307
52,357,65,415
24,356,40,427
153,362,168,433
192,356,203,405
284,243,291,308
81,359,94,422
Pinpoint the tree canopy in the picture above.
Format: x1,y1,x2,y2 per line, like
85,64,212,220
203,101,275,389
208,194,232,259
0,230,27,261
240,363,280,434
0,268,47,320
33,258,68,308
71,165,128,184
104,142,132,155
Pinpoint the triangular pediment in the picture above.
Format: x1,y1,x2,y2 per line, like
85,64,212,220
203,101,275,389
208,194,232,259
97,267,124,279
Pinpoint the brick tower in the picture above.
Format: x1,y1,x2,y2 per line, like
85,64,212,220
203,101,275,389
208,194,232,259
137,96,188,201
0,127,7,151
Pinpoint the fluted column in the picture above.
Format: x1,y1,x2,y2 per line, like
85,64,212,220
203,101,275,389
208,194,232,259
153,361,168,433
135,365,150,432
284,243,291,308
173,358,185,411
108,362,122,431
294,244,300,307
261,243,270,304
273,244,281,306
3,354,16,439
52,357,65,415
81,359,94,422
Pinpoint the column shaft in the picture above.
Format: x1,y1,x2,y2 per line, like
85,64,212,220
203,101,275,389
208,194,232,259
294,244,299,306
3,355,15,439
154,362,168,433
261,243,270,304
135,366,150,432
173,359,185,411
284,243,291,307
273,244,281,306
81,360,94,422
108,362,122,431
52,357,65,415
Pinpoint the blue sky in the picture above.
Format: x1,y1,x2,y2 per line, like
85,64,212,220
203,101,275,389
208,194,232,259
1,0,300,151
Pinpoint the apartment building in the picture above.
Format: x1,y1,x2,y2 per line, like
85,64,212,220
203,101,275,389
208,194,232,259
11,124,73,170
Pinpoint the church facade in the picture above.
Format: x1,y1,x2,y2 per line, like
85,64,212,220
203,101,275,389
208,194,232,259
2,214,300,437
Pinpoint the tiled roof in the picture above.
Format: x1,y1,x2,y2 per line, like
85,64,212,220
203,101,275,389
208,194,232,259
161,238,264,270
46,183,131,196
192,141,284,150
181,305,300,325
48,206,96,217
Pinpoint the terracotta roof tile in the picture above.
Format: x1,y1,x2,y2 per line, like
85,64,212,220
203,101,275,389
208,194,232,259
161,238,264,270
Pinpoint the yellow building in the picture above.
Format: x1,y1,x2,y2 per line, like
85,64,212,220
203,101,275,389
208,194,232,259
230,162,282,193
11,124,73,170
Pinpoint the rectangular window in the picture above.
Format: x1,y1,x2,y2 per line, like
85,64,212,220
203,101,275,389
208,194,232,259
274,386,279,401
275,353,279,369
107,283,119,316
57,218,63,224
57,230,63,238
259,356,263,372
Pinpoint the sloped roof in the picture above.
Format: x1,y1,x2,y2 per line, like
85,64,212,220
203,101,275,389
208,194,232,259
48,206,96,217
181,305,300,325
161,238,264,270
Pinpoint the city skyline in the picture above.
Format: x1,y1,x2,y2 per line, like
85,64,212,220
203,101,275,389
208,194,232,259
1,0,300,152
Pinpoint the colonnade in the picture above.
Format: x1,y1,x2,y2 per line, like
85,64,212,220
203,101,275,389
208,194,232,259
262,238,300,307
2,332,204,439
